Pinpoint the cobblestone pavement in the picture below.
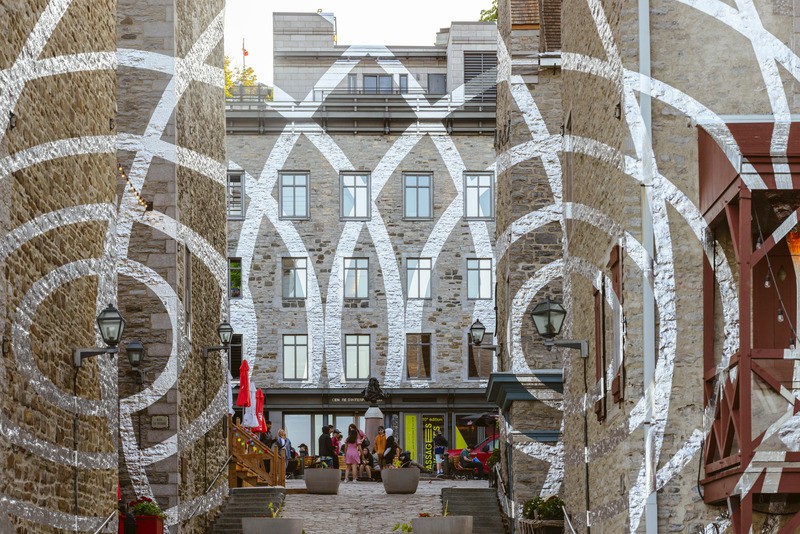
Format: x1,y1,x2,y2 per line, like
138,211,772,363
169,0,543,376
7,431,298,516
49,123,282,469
280,478,489,533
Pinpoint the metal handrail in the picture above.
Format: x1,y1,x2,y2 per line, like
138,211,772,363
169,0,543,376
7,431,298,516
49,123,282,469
187,454,234,520
92,510,117,534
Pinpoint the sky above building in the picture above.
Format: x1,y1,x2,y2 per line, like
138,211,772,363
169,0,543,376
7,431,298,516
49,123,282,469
224,0,492,85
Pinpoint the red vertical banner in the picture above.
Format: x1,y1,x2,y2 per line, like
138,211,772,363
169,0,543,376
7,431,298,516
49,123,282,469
422,415,444,471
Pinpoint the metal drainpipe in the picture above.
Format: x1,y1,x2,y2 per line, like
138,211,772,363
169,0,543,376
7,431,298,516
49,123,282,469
638,0,659,529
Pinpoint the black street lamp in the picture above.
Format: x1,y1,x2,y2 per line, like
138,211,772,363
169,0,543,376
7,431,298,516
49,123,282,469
469,319,486,345
73,304,127,367
202,322,237,489
217,322,234,346
529,298,567,340
125,340,146,385
530,297,586,356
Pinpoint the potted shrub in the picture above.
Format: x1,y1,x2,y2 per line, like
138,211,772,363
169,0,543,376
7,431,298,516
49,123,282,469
128,496,165,534
241,501,303,534
303,457,341,494
394,503,473,534
522,496,565,534
381,466,420,494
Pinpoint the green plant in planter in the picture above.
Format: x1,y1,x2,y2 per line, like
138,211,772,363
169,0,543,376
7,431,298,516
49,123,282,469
523,496,564,520
393,500,450,531
486,448,501,469
268,501,284,518
128,496,166,519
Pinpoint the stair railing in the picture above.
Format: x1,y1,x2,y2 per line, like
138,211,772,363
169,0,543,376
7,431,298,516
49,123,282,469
187,454,234,520
92,510,117,534
228,416,285,487
493,462,513,518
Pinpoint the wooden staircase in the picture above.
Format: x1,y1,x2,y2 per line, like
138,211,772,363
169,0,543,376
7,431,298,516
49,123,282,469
228,416,286,488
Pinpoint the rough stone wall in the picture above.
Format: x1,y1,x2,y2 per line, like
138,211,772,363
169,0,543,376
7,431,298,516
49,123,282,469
495,0,567,517
174,0,227,531
0,0,117,531
116,0,227,528
227,132,495,392
561,0,796,530
116,0,180,515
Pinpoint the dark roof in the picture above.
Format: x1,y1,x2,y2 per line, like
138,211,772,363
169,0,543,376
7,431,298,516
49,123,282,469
540,0,562,52
511,0,540,26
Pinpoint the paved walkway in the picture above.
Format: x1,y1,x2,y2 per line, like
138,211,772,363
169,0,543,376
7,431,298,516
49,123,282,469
280,478,490,533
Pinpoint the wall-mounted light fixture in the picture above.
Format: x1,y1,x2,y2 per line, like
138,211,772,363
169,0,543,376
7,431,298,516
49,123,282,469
530,297,587,357
73,303,126,367
8,111,17,130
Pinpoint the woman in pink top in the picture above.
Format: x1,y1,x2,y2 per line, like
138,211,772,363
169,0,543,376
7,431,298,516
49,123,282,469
343,428,361,482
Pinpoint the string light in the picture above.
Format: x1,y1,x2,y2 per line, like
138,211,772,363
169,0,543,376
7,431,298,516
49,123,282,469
117,163,152,211
755,212,797,339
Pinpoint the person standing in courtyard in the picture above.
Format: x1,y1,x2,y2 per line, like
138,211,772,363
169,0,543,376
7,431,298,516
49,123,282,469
433,429,448,476
318,425,335,467
343,427,361,482
331,428,341,469
373,425,387,468
276,428,292,471
383,428,399,466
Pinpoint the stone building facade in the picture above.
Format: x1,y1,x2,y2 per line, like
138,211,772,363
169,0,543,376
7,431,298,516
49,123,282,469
491,0,566,520
1,0,228,531
496,0,800,531
558,0,800,531
226,13,499,463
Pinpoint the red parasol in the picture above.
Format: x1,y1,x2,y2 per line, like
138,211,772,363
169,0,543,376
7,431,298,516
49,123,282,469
255,388,267,433
236,360,250,407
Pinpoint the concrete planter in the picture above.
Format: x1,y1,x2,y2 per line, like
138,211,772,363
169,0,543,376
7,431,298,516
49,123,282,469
381,467,420,494
412,516,473,534
241,517,303,534
303,468,341,494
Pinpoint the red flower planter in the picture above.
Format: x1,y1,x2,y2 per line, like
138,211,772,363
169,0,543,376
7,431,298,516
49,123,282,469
134,515,164,534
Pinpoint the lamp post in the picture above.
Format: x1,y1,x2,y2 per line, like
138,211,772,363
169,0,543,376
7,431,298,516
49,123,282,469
529,298,587,357
530,297,590,531
468,318,497,377
71,304,145,528
202,322,234,490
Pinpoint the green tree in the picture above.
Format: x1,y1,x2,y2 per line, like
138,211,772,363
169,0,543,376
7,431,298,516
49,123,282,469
480,0,498,22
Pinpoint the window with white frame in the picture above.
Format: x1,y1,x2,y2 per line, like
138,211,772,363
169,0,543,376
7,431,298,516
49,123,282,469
282,257,307,299
280,172,309,219
406,333,432,379
344,258,369,299
341,173,370,220
467,258,492,299
229,258,242,299
464,173,494,219
407,258,432,299
348,73,358,93
227,172,244,219
403,173,433,219
344,334,370,380
283,334,309,380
